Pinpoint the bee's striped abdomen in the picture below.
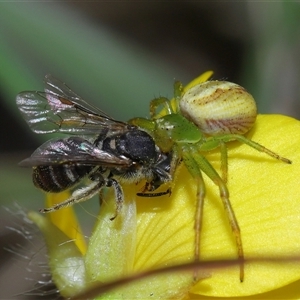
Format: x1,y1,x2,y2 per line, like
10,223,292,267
33,165,92,192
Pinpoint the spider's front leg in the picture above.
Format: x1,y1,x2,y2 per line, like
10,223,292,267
149,97,173,118
149,80,184,119
183,144,245,282
196,137,229,183
181,148,206,280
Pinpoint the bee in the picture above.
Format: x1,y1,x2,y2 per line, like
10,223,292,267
129,76,292,281
16,75,172,215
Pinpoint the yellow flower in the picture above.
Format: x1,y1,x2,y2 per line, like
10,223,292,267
28,73,300,299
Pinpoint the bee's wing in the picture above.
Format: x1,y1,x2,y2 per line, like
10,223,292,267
16,74,128,135
19,137,132,168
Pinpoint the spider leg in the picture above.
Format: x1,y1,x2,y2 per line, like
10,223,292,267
149,97,173,118
193,137,229,182
173,80,184,99
187,145,244,282
219,141,228,183
182,150,205,280
216,134,292,164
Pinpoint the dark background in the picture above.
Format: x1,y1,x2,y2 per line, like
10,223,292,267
0,2,299,299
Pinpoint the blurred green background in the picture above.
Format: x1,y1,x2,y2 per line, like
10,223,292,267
0,2,299,299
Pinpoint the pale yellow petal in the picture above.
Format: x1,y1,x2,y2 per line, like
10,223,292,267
28,211,86,298
85,185,137,283
46,191,87,254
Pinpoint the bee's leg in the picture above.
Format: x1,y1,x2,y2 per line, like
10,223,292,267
137,188,171,197
137,171,172,197
106,178,124,220
40,178,105,213
136,171,172,197
138,151,179,197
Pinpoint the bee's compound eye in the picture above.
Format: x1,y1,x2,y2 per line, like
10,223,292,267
179,81,257,136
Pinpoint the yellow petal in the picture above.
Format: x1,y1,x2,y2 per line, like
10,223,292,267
128,114,300,298
85,185,193,299
46,191,87,254
120,172,198,299
135,175,195,271
188,279,300,300
183,70,214,91
188,114,300,296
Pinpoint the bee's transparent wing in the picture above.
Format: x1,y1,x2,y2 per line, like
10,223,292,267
16,74,128,135
19,137,132,167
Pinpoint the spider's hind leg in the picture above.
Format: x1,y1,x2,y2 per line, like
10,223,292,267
217,134,292,164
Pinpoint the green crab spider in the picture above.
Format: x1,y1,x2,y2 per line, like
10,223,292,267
129,78,291,282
